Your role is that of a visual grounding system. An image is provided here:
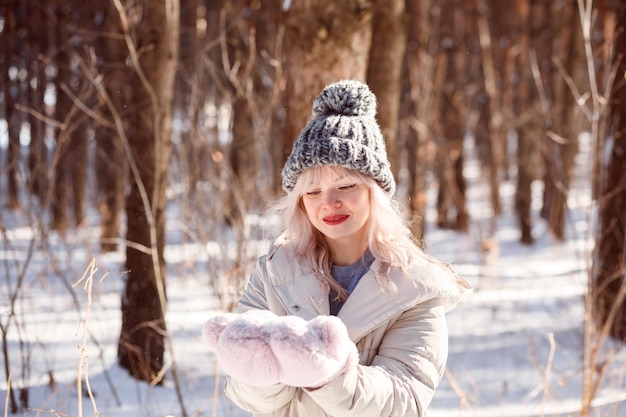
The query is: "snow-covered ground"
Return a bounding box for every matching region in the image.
[1,134,625,417]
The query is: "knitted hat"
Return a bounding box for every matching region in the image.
[281,79,396,195]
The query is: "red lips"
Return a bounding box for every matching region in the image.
[323,214,349,225]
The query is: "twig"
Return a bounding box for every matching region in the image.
[13,103,66,129]
[212,369,221,417]
[4,372,11,417]
[575,1,623,415]
[0,215,37,414]
[58,83,116,129]
[73,259,103,417]
[539,333,556,417]
[29,409,69,417]
[444,367,474,414]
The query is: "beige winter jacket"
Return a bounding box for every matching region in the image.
[224,239,471,417]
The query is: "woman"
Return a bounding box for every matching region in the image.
[204,79,471,416]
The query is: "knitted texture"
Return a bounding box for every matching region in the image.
[281,79,396,195]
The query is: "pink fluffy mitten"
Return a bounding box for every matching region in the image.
[202,310,281,386]
[202,310,358,388]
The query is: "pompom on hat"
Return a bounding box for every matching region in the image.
[281,79,396,195]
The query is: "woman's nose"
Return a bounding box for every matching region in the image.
[322,191,341,208]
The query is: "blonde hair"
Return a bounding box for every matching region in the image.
[270,166,424,300]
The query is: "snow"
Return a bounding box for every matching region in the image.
[2,135,626,417]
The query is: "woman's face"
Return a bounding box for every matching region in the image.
[301,167,371,256]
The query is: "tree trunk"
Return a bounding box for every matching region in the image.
[513,0,536,245]
[27,0,48,202]
[398,0,432,241]
[3,1,19,210]
[532,0,557,231]
[256,3,287,195]
[528,0,570,240]
[226,94,256,224]
[589,0,617,200]
[282,0,374,168]
[366,0,406,178]
[51,0,72,232]
[118,0,180,384]
[474,0,512,218]
[67,0,95,227]
[436,0,468,231]
[175,0,201,194]
[487,0,518,182]
[222,0,273,223]
[404,0,437,241]
[94,1,128,252]
[541,0,580,240]
[591,0,626,343]
[69,115,88,226]
[1,10,18,410]
[246,0,285,197]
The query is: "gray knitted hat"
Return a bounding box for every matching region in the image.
[281,79,396,195]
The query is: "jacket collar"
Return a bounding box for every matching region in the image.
[338,265,418,340]
[266,243,470,342]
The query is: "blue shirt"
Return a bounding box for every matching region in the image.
[329,250,375,315]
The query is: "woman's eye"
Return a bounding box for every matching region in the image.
[339,184,357,191]
[305,190,321,197]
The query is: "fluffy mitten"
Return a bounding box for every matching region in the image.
[269,314,358,387]
[202,310,358,387]
[203,310,281,386]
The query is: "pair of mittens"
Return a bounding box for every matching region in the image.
[202,310,358,388]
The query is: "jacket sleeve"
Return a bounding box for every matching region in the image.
[224,379,297,414]
[305,297,448,417]
[223,254,299,414]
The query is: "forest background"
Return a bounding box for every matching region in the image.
[1,0,626,416]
